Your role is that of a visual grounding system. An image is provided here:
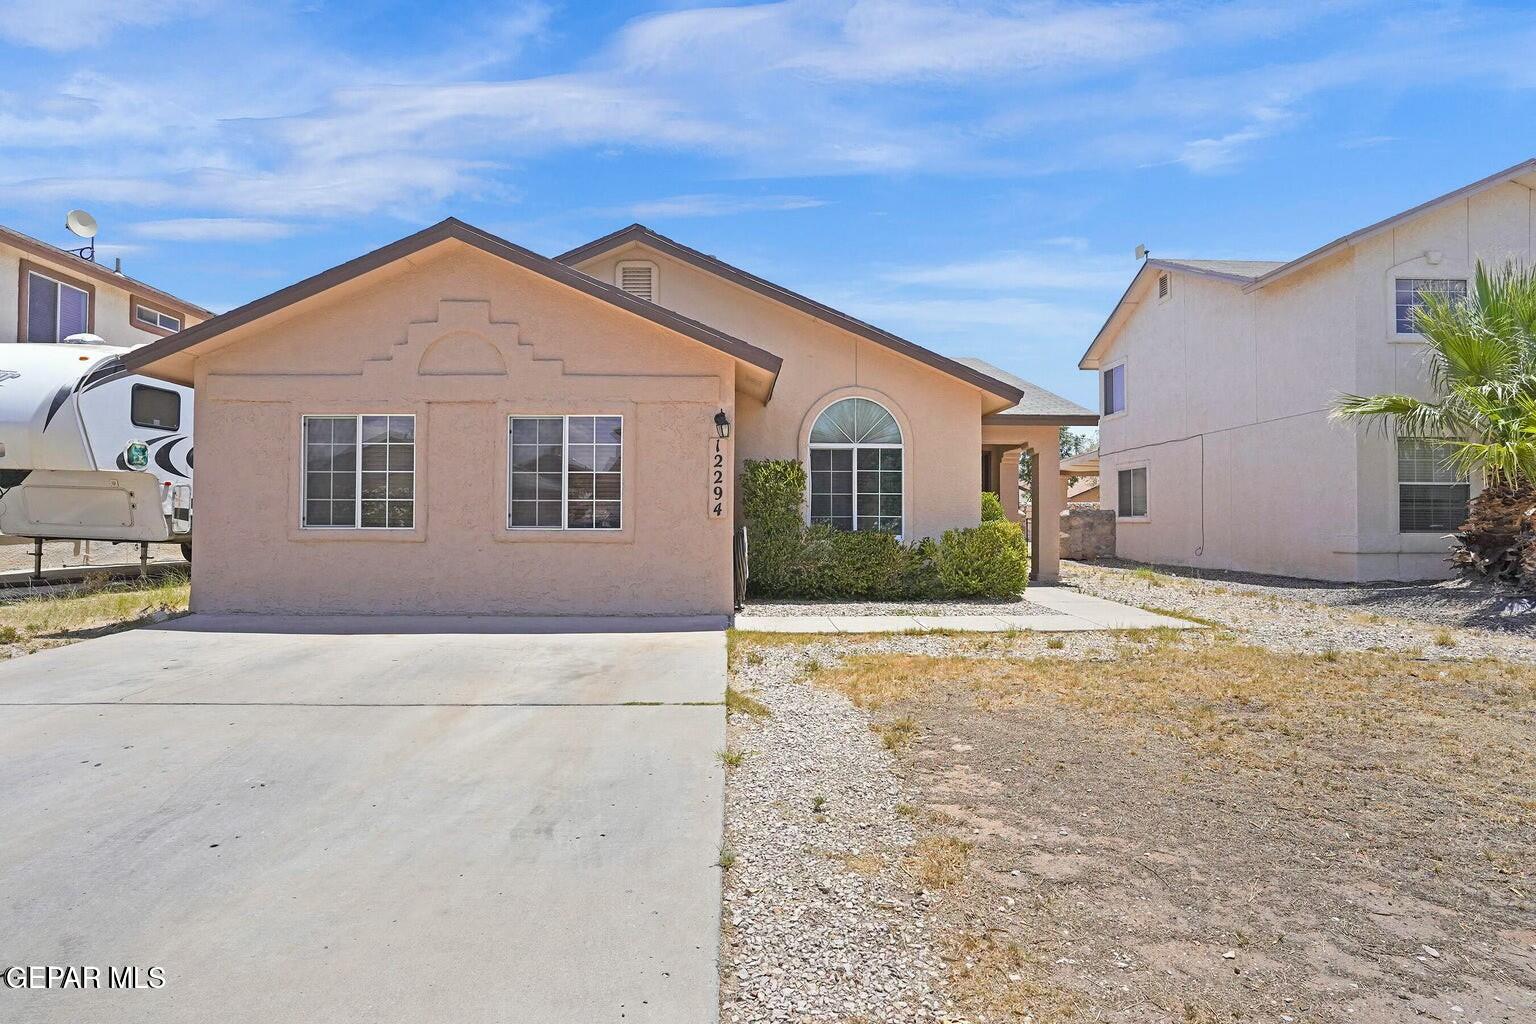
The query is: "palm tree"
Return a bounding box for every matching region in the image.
[1333,260,1536,584]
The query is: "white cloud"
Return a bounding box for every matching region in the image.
[131,217,298,241]
[622,194,827,218]
[0,0,212,51]
[885,250,1131,292]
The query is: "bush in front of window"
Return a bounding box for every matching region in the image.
[936,519,1031,598]
[980,490,1007,522]
[741,459,1028,599]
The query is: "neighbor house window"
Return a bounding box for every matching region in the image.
[1395,278,1466,334]
[130,384,181,431]
[808,397,902,534]
[1102,364,1126,415]
[1117,467,1147,518]
[508,415,622,530]
[133,302,182,333]
[24,268,90,342]
[1397,438,1469,533]
[302,415,415,529]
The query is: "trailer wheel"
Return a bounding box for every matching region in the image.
[180,542,192,563]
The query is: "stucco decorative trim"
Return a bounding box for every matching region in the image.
[797,386,916,535]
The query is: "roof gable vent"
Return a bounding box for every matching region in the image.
[616,260,657,302]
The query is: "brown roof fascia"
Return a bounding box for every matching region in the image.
[121,219,782,378]
[0,223,211,320]
[557,224,1025,405]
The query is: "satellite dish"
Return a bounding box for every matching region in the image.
[66,210,98,239]
[1134,244,1149,261]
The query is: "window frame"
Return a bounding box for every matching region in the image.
[1394,277,1466,336]
[130,383,182,432]
[506,413,624,532]
[131,294,183,336]
[300,413,417,531]
[1116,465,1148,520]
[806,396,905,537]
[1396,437,1470,534]
[18,260,95,343]
[1102,362,1126,417]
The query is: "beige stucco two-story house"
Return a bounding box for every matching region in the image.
[121,219,1091,618]
[1,222,210,347]
[1080,158,1536,582]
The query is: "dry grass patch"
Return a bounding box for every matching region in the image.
[905,835,971,890]
[724,686,771,717]
[943,931,1082,1024]
[0,572,188,659]
[815,641,1536,823]
[873,714,918,751]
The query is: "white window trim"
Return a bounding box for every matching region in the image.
[27,270,90,343]
[300,413,417,531]
[1100,359,1128,420]
[806,397,905,538]
[1115,462,1149,522]
[1393,437,1471,535]
[506,414,624,532]
[614,260,658,302]
[1392,275,1467,339]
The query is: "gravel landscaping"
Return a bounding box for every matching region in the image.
[743,596,1048,617]
[1062,560,1536,663]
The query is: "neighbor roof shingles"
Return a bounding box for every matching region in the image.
[958,358,1097,424]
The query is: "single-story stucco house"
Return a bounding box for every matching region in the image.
[121,219,1093,617]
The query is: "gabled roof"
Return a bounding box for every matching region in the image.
[558,223,1025,406]
[1,222,211,319]
[1080,157,1536,369]
[958,358,1097,425]
[122,218,782,385]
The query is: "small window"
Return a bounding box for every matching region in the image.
[615,261,656,301]
[1395,278,1466,334]
[508,415,623,530]
[1157,272,1171,299]
[131,384,181,431]
[302,415,415,529]
[1117,467,1147,518]
[1102,364,1126,415]
[1397,439,1469,533]
[25,270,90,342]
[134,304,181,333]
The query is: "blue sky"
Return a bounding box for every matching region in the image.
[4,1,1536,410]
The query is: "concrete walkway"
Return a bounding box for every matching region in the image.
[734,585,1199,633]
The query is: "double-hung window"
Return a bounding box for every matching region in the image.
[508,415,623,530]
[1397,439,1469,533]
[1117,467,1147,518]
[1102,364,1126,415]
[1395,278,1466,334]
[302,415,415,529]
[25,268,90,342]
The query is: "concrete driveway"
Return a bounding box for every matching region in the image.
[0,616,726,1024]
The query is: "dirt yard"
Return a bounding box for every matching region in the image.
[725,624,1536,1024]
[0,572,188,661]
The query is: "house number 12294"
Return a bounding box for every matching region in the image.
[710,438,727,518]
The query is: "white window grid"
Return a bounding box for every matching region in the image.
[808,441,904,536]
[300,414,416,530]
[1394,278,1466,334]
[507,414,624,531]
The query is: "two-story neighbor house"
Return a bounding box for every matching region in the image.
[1080,158,1536,582]
[2,222,210,347]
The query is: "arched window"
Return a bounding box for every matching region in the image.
[808,397,903,534]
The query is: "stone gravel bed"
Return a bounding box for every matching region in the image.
[1063,560,1536,663]
[721,641,951,1023]
[742,596,1048,617]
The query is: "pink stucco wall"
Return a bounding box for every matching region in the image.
[573,245,991,542]
[189,243,738,616]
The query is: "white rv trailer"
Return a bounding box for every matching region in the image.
[0,339,193,561]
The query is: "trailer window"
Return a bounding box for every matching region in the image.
[131,385,181,431]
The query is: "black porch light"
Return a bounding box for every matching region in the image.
[714,409,732,439]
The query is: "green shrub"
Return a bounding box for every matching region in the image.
[741,459,1029,599]
[980,490,1006,522]
[937,519,1030,598]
